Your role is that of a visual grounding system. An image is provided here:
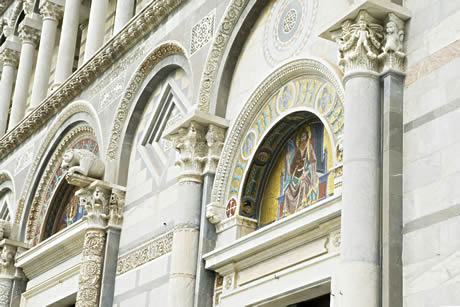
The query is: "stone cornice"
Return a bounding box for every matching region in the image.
[0,0,186,161]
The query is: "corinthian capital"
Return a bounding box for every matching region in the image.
[76,182,111,228]
[171,121,208,182]
[0,47,20,67]
[19,23,41,46]
[321,4,409,74]
[39,0,63,21]
[165,110,229,183]
[336,10,384,73]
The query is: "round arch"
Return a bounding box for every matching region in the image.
[210,58,344,220]
[105,41,190,185]
[18,101,102,241]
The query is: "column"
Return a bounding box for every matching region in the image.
[8,22,40,130]
[75,182,111,307]
[113,0,135,34]
[0,47,20,137]
[336,10,383,307]
[29,0,63,111]
[84,0,108,61]
[54,0,81,87]
[167,121,206,307]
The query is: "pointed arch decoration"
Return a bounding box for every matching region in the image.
[106,41,186,161]
[210,58,344,223]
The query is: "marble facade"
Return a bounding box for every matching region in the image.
[0,0,458,306]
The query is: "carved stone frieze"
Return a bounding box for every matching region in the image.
[379,13,406,71]
[116,231,173,275]
[0,0,185,161]
[0,47,19,67]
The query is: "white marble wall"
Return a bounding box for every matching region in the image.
[402,1,460,306]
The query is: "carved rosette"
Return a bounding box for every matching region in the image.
[75,230,105,307]
[335,10,406,73]
[19,23,41,46]
[39,0,63,22]
[0,48,20,67]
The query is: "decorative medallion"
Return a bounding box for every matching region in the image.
[191,10,215,55]
[263,0,318,66]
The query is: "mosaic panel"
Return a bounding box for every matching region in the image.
[226,76,343,218]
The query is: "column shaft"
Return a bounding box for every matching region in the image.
[340,71,381,307]
[0,64,17,136]
[29,17,58,109]
[76,229,106,307]
[54,0,81,86]
[9,42,36,129]
[84,0,108,61]
[168,181,202,307]
[113,0,135,34]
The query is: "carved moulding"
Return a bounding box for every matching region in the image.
[208,59,344,225]
[106,42,186,161]
[197,0,250,112]
[0,0,185,161]
[116,231,173,275]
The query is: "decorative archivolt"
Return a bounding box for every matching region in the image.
[197,0,250,112]
[25,125,97,244]
[106,41,186,161]
[210,59,344,215]
[18,101,101,235]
